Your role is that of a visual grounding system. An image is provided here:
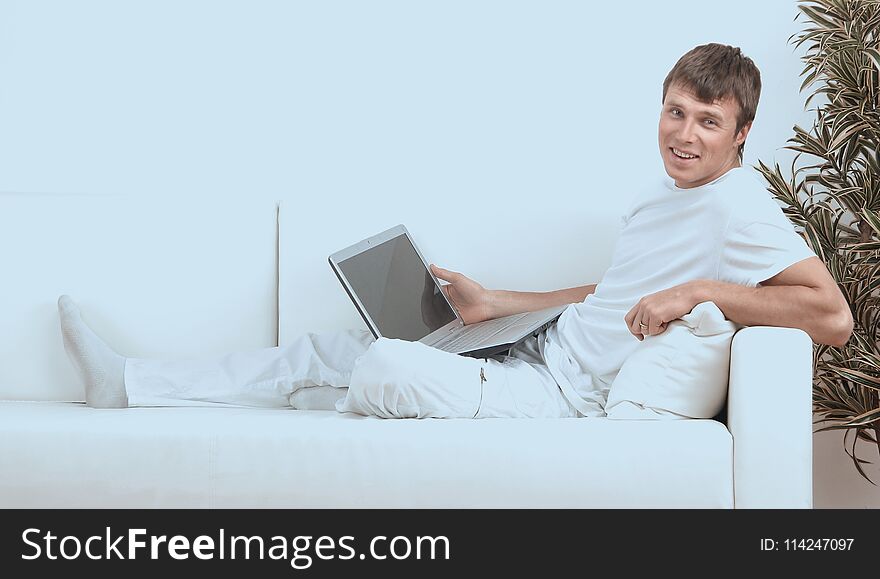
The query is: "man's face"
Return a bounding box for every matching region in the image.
[658,83,751,189]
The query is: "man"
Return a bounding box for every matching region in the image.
[59,43,853,418]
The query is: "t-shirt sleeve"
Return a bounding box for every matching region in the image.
[719,199,817,288]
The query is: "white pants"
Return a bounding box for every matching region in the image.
[125,329,578,418]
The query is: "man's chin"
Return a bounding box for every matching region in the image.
[662,163,688,181]
[662,166,699,189]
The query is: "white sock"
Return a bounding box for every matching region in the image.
[58,295,128,408]
[289,385,348,411]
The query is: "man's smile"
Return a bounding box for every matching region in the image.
[669,147,700,163]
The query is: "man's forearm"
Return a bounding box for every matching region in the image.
[690,279,851,347]
[489,284,597,319]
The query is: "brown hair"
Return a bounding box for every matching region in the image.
[662,43,762,161]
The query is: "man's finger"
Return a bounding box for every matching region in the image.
[431,264,458,282]
[624,307,634,327]
[626,306,641,337]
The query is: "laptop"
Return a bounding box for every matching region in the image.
[328,224,566,358]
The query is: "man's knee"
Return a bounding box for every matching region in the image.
[349,338,413,391]
[341,338,421,417]
[344,338,486,419]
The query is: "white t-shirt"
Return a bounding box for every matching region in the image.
[542,166,817,416]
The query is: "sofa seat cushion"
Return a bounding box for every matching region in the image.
[0,401,733,508]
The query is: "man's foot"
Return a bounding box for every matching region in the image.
[58,295,128,408]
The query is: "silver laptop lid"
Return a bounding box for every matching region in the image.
[328,224,463,341]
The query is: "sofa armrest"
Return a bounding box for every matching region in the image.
[727,326,813,508]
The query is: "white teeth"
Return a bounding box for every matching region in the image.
[673,148,697,159]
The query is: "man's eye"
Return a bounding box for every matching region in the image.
[670,109,681,116]
[704,119,715,125]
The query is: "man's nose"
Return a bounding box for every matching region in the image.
[678,119,699,143]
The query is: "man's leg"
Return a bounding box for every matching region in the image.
[337,334,578,419]
[58,295,373,408]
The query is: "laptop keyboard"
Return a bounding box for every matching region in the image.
[434,314,527,352]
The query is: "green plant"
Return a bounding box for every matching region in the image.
[755,0,880,483]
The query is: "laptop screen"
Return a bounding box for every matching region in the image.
[337,233,458,341]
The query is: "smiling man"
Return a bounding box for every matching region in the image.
[58,43,853,419]
[623,43,853,346]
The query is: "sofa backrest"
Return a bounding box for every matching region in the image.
[0,195,279,402]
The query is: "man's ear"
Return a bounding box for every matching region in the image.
[735,121,752,147]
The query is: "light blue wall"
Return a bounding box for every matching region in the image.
[1,2,810,221]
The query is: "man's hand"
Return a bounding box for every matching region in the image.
[624,281,699,341]
[430,264,494,325]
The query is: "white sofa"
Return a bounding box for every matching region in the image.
[0,196,813,508]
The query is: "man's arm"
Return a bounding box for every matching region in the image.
[690,257,853,347]
[430,264,596,324]
[488,284,597,319]
[628,257,852,346]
